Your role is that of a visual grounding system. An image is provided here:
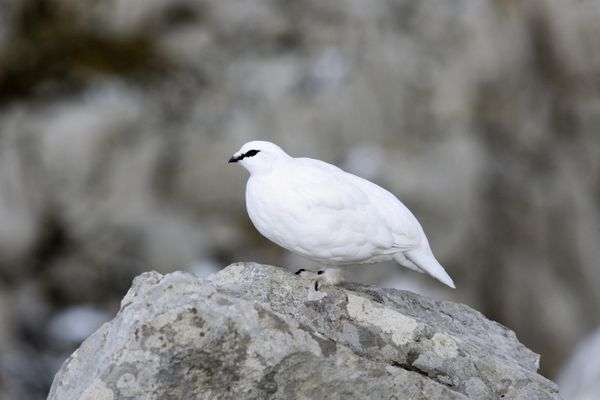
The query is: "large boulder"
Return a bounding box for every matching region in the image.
[49,263,560,399]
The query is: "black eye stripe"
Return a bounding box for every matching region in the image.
[233,149,261,162]
[243,149,260,158]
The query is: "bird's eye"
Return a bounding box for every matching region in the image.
[244,149,260,158]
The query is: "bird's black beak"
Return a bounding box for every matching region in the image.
[228,156,239,163]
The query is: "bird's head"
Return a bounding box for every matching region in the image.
[229,140,290,175]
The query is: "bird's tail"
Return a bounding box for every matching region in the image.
[400,248,456,289]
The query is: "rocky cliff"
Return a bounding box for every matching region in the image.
[49,263,560,399]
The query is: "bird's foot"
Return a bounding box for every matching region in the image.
[314,268,344,291]
[294,268,344,297]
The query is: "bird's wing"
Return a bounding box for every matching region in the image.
[356,174,423,251]
[289,158,421,252]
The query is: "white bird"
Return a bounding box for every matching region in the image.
[229,140,455,288]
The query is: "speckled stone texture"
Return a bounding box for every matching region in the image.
[48,263,561,400]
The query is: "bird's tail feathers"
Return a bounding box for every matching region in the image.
[401,248,456,289]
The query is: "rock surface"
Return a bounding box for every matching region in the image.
[49,263,560,400]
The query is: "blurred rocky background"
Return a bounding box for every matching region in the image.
[0,0,599,399]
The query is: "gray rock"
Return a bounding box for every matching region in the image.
[49,263,560,400]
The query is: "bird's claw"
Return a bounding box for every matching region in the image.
[294,268,344,293]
